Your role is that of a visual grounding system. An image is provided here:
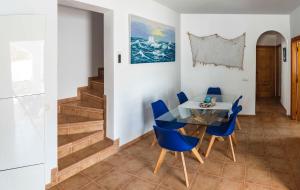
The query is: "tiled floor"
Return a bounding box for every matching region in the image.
[50,98,300,190]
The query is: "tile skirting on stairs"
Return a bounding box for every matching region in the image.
[47,68,118,188]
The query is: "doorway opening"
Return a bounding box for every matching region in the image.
[291,36,300,120]
[256,31,286,113]
[51,0,116,186]
[256,31,287,114]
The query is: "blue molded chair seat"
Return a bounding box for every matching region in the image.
[154,126,199,152]
[153,125,204,187]
[151,100,188,147]
[204,105,242,162]
[155,120,185,130]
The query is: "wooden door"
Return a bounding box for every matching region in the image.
[256,46,276,98]
[291,38,300,120]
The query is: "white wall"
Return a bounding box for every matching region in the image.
[0,0,57,184]
[58,5,103,99]
[291,6,300,38]
[181,14,290,115]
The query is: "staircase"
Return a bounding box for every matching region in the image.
[48,68,118,187]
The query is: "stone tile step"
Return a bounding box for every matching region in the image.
[58,114,104,135]
[88,77,104,92]
[81,90,104,109]
[60,101,104,120]
[53,139,118,185]
[58,131,104,159]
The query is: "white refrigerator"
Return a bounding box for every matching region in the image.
[0,15,46,190]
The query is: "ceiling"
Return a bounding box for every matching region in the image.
[154,0,300,14]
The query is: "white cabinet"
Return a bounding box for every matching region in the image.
[0,15,45,99]
[0,15,46,188]
[0,95,45,171]
[0,164,45,190]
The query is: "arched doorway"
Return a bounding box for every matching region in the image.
[256,31,286,109]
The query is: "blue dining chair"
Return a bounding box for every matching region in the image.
[204,105,242,162]
[232,96,243,130]
[207,87,222,102]
[177,91,188,104]
[153,125,204,188]
[151,100,187,146]
[207,87,222,95]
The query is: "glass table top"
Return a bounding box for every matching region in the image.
[156,94,237,126]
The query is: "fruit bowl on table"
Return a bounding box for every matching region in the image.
[199,102,216,108]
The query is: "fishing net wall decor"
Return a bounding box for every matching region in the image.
[188,32,246,70]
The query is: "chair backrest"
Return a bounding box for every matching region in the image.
[153,125,194,152]
[207,87,222,95]
[225,105,242,136]
[177,91,188,104]
[151,100,169,126]
[232,96,243,112]
[151,100,169,119]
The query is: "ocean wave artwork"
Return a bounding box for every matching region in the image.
[130,15,176,64]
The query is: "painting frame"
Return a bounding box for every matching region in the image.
[129,15,176,64]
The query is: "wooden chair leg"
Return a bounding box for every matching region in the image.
[151,136,156,147]
[231,132,237,145]
[196,126,207,151]
[229,136,236,162]
[191,148,204,164]
[154,149,167,174]
[236,117,242,130]
[179,128,187,135]
[180,152,189,188]
[205,136,216,158]
[175,152,178,158]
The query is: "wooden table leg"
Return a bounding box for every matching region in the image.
[196,126,207,151]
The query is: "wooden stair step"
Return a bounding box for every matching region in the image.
[81,90,104,109]
[89,78,104,93]
[58,113,99,124]
[58,114,104,135]
[98,68,104,80]
[58,131,104,159]
[55,139,118,183]
[60,101,104,119]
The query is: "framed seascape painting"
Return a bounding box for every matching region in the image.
[129,15,176,64]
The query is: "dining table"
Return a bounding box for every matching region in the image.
[156,94,237,149]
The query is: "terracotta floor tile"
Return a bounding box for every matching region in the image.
[265,146,286,159]
[270,171,297,190]
[216,178,244,190]
[171,153,203,173]
[224,152,246,164]
[57,173,91,190]
[191,173,222,190]
[81,161,114,180]
[198,159,224,176]
[245,155,269,169]
[222,163,245,182]
[80,182,107,190]
[267,157,291,173]
[117,157,151,174]
[135,163,170,184]
[244,182,270,190]
[245,167,272,186]
[94,169,134,190]
[122,177,157,190]
[160,167,197,190]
